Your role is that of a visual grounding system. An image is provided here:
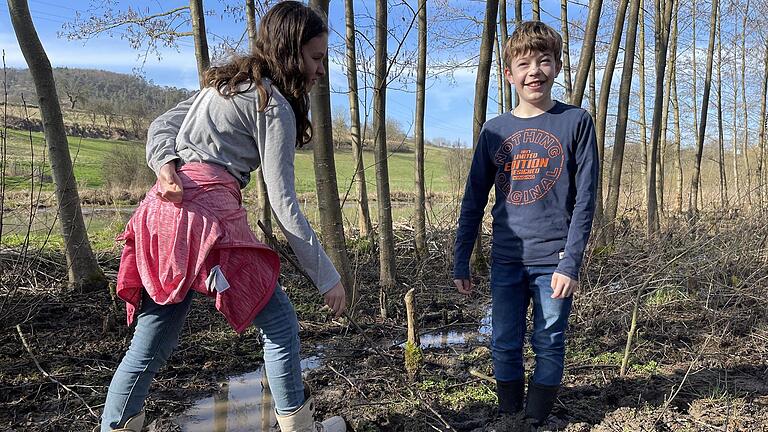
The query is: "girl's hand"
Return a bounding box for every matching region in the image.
[323,281,346,317]
[157,162,183,203]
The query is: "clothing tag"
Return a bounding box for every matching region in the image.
[558,251,565,260]
[206,265,230,294]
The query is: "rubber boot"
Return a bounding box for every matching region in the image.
[111,411,145,431]
[525,380,559,426]
[496,379,525,415]
[275,387,346,432]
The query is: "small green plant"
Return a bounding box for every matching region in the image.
[645,286,687,306]
[592,351,624,366]
[629,360,658,375]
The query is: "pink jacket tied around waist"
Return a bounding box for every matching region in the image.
[116,162,280,333]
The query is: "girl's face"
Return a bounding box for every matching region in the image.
[301,33,328,91]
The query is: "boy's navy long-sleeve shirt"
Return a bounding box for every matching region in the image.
[453,101,599,280]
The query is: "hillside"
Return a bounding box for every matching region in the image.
[3,67,194,118]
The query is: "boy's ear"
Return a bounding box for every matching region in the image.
[504,67,515,85]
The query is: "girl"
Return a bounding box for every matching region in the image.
[101,2,346,431]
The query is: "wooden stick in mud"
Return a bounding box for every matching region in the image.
[257,221,394,367]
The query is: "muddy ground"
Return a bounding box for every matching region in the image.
[2,220,768,432]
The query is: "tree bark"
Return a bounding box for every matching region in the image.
[646,0,675,236]
[689,0,718,214]
[189,0,210,89]
[309,0,355,306]
[571,0,603,106]
[345,0,373,238]
[561,0,573,102]
[374,0,397,317]
[414,0,427,258]
[532,0,541,20]
[8,0,106,291]
[470,0,499,273]
[594,0,630,229]
[604,0,641,243]
[246,0,272,239]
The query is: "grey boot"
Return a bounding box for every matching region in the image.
[496,379,525,415]
[275,386,346,432]
[525,381,559,426]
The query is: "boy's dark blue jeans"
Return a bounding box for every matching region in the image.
[490,262,573,387]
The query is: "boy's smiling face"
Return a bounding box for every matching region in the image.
[505,50,561,113]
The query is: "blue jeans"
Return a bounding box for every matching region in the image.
[101,286,304,430]
[490,262,572,387]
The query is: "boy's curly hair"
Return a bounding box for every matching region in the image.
[503,21,562,69]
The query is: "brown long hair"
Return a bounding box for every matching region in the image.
[203,1,327,147]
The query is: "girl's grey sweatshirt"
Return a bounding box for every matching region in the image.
[145,80,340,295]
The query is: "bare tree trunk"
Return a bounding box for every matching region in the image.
[691,0,701,210]
[495,34,505,115]
[646,0,675,236]
[759,40,768,209]
[414,0,427,258]
[374,0,397,317]
[604,0,641,243]
[571,0,603,106]
[716,10,727,207]
[639,2,649,208]
[189,0,210,89]
[732,40,740,205]
[690,0,718,214]
[500,0,512,111]
[532,0,541,20]
[673,58,683,214]
[309,0,355,306]
[344,0,373,238]
[594,0,630,230]
[470,0,499,274]
[658,0,678,215]
[741,0,751,207]
[247,0,272,240]
[588,55,596,118]
[8,0,106,291]
[561,0,573,102]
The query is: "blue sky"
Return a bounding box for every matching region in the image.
[1,0,577,146]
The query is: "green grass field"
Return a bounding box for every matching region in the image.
[3,129,464,195]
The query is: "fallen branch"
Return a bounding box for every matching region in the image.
[16,324,98,418]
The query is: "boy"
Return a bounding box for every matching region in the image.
[453,21,598,426]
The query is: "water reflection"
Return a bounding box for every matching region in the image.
[175,356,321,432]
[394,307,493,349]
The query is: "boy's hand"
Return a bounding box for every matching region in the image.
[551,272,578,298]
[157,162,183,203]
[323,281,347,317]
[454,278,473,296]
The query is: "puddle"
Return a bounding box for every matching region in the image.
[393,307,493,349]
[174,355,322,432]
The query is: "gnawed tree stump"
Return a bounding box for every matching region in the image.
[404,288,423,381]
